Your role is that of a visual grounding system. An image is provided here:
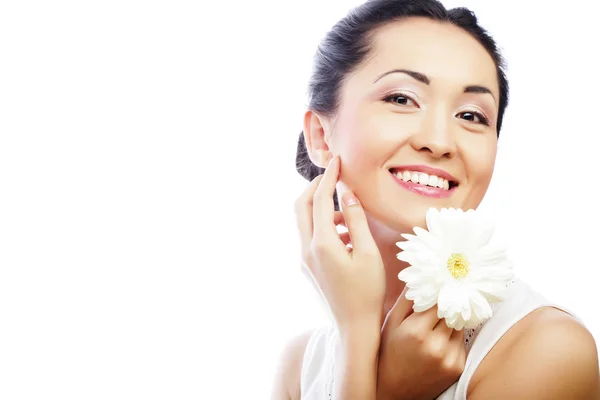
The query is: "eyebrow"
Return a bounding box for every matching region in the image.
[374,69,429,84]
[373,69,496,101]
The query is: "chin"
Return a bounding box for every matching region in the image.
[363,194,460,240]
[363,206,424,244]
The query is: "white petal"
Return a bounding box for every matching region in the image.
[436,211,466,249]
[395,241,412,251]
[437,286,454,314]
[469,290,493,321]
[425,208,443,235]
[460,304,472,321]
[398,267,434,285]
[410,227,444,251]
[437,286,469,326]
[413,296,438,312]
[449,315,466,330]
[445,312,459,327]
[397,266,417,280]
[413,226,429,236]
[397,239,435,256]
[472,222,495,248]
[396,251,415,263]
[400,233,417,241]
[406,283,440,301]
[471,243,510,266]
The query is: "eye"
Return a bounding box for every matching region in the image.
[383,93,418,107]
[457,111,490,126]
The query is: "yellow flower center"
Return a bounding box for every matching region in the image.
[447,253,469,279]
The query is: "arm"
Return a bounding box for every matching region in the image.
[334,322,381,400]
[271,331,313,400]
[470,311,600,399]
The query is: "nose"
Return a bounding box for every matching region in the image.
[409,108,456,159]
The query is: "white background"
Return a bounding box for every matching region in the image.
[1,0,599,399]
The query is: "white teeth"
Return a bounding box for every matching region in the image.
[410,172,419,183]
[393,169,453,190]
[428,175,438,187]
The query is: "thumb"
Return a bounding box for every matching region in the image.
[340,190,377,253]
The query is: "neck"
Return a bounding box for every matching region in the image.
[357,211,414,321]
[377,238,409,316]
[364,212,413,316]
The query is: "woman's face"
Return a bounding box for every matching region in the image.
[320,18,500,239]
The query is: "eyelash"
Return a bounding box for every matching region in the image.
[383,93,418,107]
[382,93,491,126]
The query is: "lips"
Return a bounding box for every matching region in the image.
[389,165,458,198]
[389,165,458,189]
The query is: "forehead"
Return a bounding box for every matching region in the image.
[352,17,499,97]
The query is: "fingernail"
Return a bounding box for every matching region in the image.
[327,155,337,167]
[342,191,360,207]
[337,181,349,195]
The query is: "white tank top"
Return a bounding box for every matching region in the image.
[299,279,578,399]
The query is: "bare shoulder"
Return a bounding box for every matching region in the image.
[469,307,600,399]
[271,330,314,400]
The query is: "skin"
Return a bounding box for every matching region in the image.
[307,17,499,315]
[272,17,600,400]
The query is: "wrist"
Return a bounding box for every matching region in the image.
[333,319,381,400]
[338,319,381,349]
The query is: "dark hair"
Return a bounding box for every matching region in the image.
[295,0,509,210]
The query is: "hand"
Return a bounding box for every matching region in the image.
[295,156,386,331]
[377,287,466,400]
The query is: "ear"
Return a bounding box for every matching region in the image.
[303,110,333,168]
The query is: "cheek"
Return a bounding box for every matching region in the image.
[335,134,377,193]
[332,109,414,171]
[332,117,389,190]
[465,138,497,188]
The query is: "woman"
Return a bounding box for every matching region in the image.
[272,0,600,399]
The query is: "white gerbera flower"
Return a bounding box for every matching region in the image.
[396,208,514,330]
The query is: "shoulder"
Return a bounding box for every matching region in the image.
[470,307,600,399]
[271,330,314,400]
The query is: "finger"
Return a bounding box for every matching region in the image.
[339,231,351,246]
[382,285,413,333]
[449,328,465,347]
[333,211,346,227]
[433,317,455,340]
[404,304,444,331]
[444,329,467,368]
[426,319,455,355]
[312,156,342,244]
[295,175,323,251]
[339,189,377,254]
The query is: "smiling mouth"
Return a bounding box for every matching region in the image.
[389,168,459,190]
